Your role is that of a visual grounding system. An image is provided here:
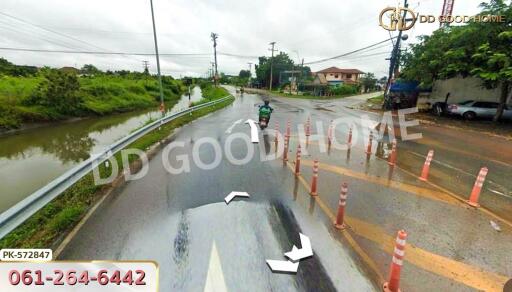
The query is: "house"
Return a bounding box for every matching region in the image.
[314,67,364,86]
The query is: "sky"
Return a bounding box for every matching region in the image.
[0,0,485,78]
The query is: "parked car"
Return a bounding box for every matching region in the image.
[447,100,512,120]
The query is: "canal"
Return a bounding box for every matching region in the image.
[0,86,204,213]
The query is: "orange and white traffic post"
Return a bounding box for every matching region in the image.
[295,145,302,176]
[383,230,407,292]
[283,137,289,162]
[310,159,319,196]
[274,121,280,149]
[388,139,397,166]
[419,150,434,181]
[286,120,291,138]
[327,120,333,147]
[306,117,311,137]
[366,132,374,155]
[347,127,353,148]
[334,183,349,230]
[466,167,489,208]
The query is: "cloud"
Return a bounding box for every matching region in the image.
[0,0,484,77]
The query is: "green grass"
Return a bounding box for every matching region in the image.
[0,91,234,249]
[0,75,186,129]
[191,84,230,106]
[367,94,384,105]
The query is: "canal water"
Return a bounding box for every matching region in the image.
[0,86,204,213]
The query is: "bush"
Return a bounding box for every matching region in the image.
[26,69,82,115]
[328,84,358,96]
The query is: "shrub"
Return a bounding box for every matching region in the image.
[26,69,82,115]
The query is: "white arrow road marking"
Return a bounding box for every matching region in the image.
[245,119,259,143]
[266,260,299,273]
[284,233,313,262]
[225,119,243,134]
[204,241,228,292]
[224,191,250,204]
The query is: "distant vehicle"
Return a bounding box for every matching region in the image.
[446,101,512,120]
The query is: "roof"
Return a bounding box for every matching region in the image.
[316,67,364,74]
[313,73,328,85]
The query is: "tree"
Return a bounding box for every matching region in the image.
[81,64,102,76]
[401,0,512,121]
[360,72,378,92]
[255,52,294,89]
[239,70,251,78]
[27,69,82,114]
[0,58,37,76]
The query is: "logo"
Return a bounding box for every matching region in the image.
[379,6,506,31]
[379,7,417,31]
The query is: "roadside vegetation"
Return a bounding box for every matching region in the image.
[400,0,512,122]
[191,81,230,106]
[0,58,186,130]
[0,83,233,249]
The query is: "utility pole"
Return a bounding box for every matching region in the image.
[383,0,409,110]
[247,62,252,76]
[210,62,215,82]
[149,0,165,116]
[268,42,277,91]
[211,33,219,86]
[142,60,149,74]
[247,62,253,87]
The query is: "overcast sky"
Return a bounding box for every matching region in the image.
[0,0,485,78]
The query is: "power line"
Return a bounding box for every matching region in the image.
[0,19,88,51]
[0,47,211,56]
[303,38,397,65]
[0,11,111,52]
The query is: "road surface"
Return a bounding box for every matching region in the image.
[60,87,512,292]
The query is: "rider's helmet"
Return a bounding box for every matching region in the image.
[264,100,270,106]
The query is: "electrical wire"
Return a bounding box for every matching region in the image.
[303,38,397,65]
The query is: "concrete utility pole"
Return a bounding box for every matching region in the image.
[211,62,215,81]
[269,42,277,91]
[247,62,252,76]
[247,62,253,86]
[383,0,409,110]
[149,0,165,116]
[211,33,219,86]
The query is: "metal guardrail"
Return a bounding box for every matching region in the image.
[0,95,234,239]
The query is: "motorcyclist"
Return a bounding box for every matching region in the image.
[258,100,274,123]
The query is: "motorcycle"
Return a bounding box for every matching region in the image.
[259,116,269,130]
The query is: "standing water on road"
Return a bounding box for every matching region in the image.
[0,86,203,213]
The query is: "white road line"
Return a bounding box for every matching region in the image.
[204,241,228,292]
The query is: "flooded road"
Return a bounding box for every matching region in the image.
[0,86,203,213]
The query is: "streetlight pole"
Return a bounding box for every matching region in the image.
[150,0,165,116]
[269,42,277,91]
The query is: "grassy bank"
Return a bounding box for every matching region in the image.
[0,86,233,249]
[0,74,186,130]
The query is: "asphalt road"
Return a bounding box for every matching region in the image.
[60,87,512,292]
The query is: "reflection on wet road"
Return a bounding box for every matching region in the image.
[60,87,512,291]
